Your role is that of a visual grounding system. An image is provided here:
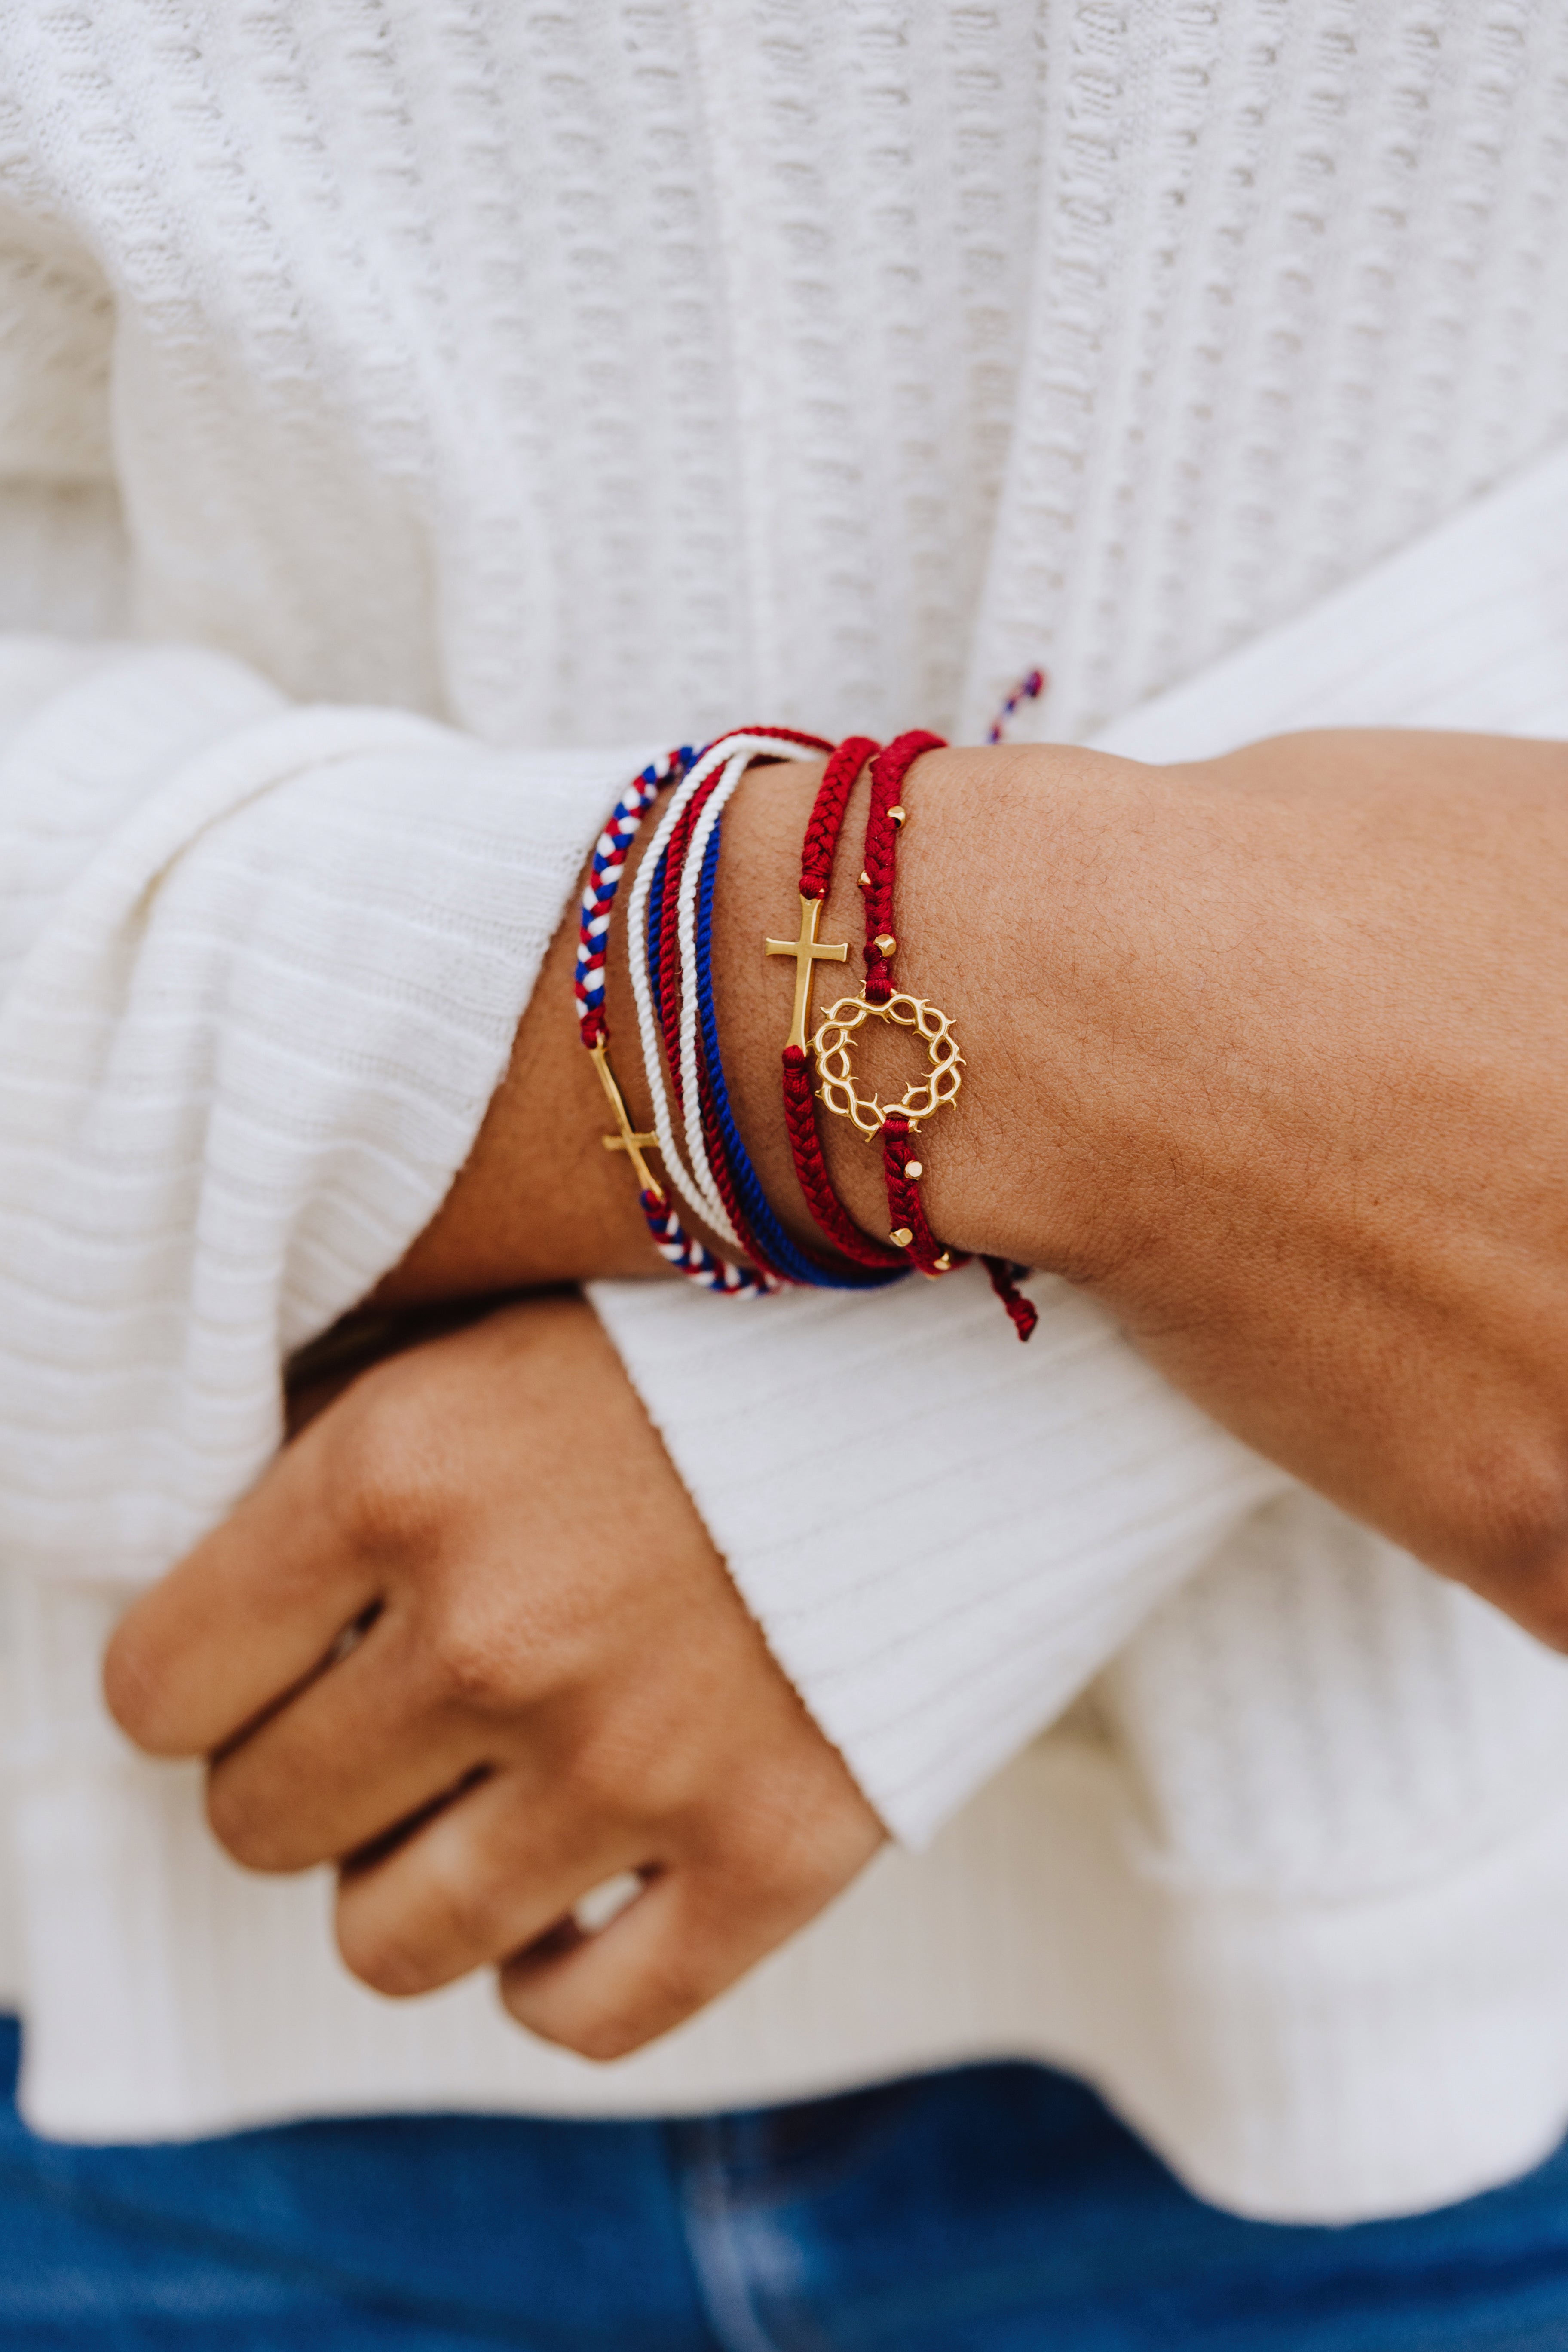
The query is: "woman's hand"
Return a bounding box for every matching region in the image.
[103,1295,884,2058]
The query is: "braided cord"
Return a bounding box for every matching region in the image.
[863,730,945,1004]
[861,733,1038,1339]
[628,728,829,1253]
[579,725,1035,1329]
[574,748,695,1048]
[676,753,755,1234]
[582,737,770,1298]
[693,819,904,1289]
[627,736,756,1242]
[777,736,910,1273]
[800,733,879,898]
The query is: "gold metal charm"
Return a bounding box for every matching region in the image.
[811,992,965,1139]
[765,894,851,1052]
[591,1041,664,1199]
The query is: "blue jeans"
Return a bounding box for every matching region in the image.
[3,2021,1568,2349]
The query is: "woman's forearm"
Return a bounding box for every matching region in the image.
[384,722,1568,1648]
[375,739,1128,1304]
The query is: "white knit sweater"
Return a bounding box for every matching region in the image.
[4,0,1568,2224]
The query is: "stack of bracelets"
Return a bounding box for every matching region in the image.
[573,720,1039,1341]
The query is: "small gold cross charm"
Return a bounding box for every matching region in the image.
[590,1042,663,1199]
[766,894,849,1052]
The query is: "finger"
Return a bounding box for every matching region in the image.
[104,1382,402,1758]
[498,1753,886,2061]
[202,1601,492,1873]
[498,1862,790,2063]
[334,1765,643,2000]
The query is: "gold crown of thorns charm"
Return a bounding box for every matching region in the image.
[811,992,965,1138]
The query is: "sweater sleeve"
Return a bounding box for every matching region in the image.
[0,205,649,1592]
[591,1277,1285,1846]
[0,642,630,1587]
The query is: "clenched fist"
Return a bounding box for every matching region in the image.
[104,1295,884,2059]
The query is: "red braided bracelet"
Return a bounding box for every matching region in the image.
[861,729,946,1006]
[774,737,910,1272]
[812,730,1040,1340]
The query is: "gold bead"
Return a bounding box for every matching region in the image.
[874,933,897,955]
[890,1226,914,1247]
[933,1251,952,1271]
[905,1159,922,1178]
[888,805,907,826]
[858,870,872,890]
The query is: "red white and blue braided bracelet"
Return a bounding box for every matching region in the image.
[574,738,774,1296]
[628,731,828,1266]
[650,742,906,1289]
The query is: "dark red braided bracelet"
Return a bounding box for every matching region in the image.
[775,737,911,1273]
[809,730,1039,1340]
[860,729,945,1007]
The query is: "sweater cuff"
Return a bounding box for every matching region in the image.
[0,643,628,1584]
[590,1271,1287,1847]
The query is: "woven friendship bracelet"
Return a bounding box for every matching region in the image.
[649,752,769,1256]
[636,729,902,1289]
[808,730,1040,1340]
[690,780,905,1290]
[631,730,830,1253]
[861,728,945,1007]
[576,741,772,1298]
[775,738,911,1273]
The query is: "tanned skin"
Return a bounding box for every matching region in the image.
[108,730,1568,2056]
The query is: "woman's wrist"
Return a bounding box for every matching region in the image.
[376,735,1155,1308]
[372,858,666,1305]
[711,741,1152,1283]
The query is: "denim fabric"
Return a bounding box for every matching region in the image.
[3,2020,1568,2349]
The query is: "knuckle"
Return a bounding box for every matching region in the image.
[510,1983,655,2064]
[336,1906,443,2000]
[561,1730,652,1822]
[339,1840,519,2000]
[414,1850,509,1966]
[325,1371,448,1555]
[516,1955,711,2065]
[204,1772,299,1874]
[559,2006,652,2065]
[421,1604,524,1714]
[102,1624,183,1754]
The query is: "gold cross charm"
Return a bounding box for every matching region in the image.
[590,1042,663,1199]
[766,894,849,1051]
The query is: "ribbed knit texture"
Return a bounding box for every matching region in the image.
[594,1274,1281,1841]
[3,1,1568,2221]
[0,652,632,1583]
